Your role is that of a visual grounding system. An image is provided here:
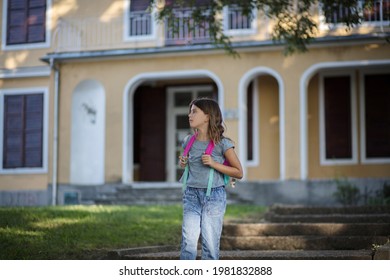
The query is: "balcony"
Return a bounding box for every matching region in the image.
[52,2,388,53]
[323,0,389,25]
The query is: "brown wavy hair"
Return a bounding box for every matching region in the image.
[189,97,226,144]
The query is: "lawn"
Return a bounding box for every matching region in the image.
[0,204,266,260]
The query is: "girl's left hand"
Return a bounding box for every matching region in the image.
[201,154,214,167]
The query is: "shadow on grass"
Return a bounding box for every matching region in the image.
[0,205,183,259]
[0,204,266,259]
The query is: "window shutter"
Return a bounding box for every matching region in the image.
[324,76,352,159]
[365,74,390,158]
[7,0,46,45]
[3,94,43,169]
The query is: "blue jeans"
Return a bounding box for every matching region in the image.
[180,186,226,260]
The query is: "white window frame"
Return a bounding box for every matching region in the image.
[359,68,390,164]
[319,71,358,166]
[223,5,257,36]
[246,79,259,167]
[1,0,52,51]
[123,0,157,42]
[0,87,49,174]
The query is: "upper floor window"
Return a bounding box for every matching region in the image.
[223,4,257,36]
[126,0,155,40]
[3,0,50,49]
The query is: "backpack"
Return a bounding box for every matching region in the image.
[181,134,235,197]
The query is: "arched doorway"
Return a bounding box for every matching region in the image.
[238,67,285,180]
[123,70,224,184]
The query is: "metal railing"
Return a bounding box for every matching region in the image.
[53,2,389,53]
[226,5,253,30]
[54,17,123,52]
[164,8,211,46]
[324,0,389,24]
[129,11,152,36]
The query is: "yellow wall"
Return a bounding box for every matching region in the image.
[247,75,279,180]
[1,0,389,191]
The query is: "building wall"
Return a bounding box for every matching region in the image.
[1,0,389,205]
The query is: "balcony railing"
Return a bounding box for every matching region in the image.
[164,8,211,46]
[324,0,389,24]
[53,2,388,53]
[54,17,124,52]
[129,11,152,36]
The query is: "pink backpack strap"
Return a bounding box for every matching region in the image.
[183,134,197,157]
[204,140,215,155]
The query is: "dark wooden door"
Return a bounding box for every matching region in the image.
[137,87,166,181]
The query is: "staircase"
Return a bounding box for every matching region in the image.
[109,204,390,260]
[220,204,390,260]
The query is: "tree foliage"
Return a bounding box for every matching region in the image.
[150,0,380,56]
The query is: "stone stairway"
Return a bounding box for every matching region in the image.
[108,204,390,260]
[220,205,390,260]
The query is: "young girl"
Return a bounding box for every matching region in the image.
[178,97,243,260]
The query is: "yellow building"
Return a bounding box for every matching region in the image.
[1,0,389,206]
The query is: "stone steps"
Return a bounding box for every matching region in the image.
[219,205,389,258]
[222,223,390,236]
[221,235,388,251]
[115,249,373,260]
[107,204,390,260]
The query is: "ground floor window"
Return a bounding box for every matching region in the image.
[2,92,44,169]
[319,69,390,166]
[324,75,353,159]
[361,72,390,162]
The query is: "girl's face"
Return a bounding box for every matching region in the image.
[188,104,209,129]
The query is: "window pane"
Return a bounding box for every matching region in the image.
[324,76,352,159]
[365,74,390,158]
[174,91,192,107]
[176,115,189,130]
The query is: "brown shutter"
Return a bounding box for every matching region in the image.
[364,74,390,158]
[3,94,43,168]
[7,0,46,45]
[324,76,352,159]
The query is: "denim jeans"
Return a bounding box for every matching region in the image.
[180,186,226,260]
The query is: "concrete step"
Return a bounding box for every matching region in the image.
[267,205,390,215]
[223,223,390,237]
[112,249,373,260]
[220,235,388,251]
[265,213,390,223]
[264,205,390,223]
[94,187,182,205]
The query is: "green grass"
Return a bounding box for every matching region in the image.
[0,204,266,260]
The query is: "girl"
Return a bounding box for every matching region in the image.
[179,97,243,260]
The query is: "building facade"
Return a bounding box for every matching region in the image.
[1,0,389,206]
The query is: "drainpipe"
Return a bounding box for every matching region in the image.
[50,58,59,206]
